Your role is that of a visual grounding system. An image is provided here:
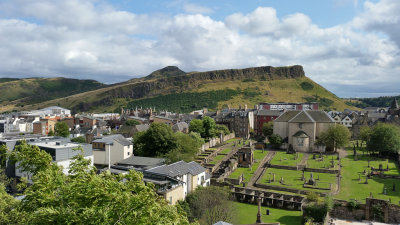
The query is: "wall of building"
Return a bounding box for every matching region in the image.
[164,185,185,205]
[273,122,288,140]
[288,122,316,151]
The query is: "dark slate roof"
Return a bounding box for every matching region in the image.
[289,111,315,123]
[172,122,188,132]
[117,156,165,167]
[92,134,132,146]
[274,111,300,122]
[147,161,206,177]
[257,109,282,116]
[117,125,135,134]
[306,111,335,123]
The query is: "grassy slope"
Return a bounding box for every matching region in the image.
[5,73,357,113]
[195,76,355,111]
[234,202,302,225]
[0,77,105,112]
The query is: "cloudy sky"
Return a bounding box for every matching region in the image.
[0,0,399,98]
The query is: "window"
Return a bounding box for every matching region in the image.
[169,196,172,204]
[297,138,304,147]
[298,123,303,129]
[127,152,130,155]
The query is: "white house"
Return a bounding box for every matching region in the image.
[92,134,133,166]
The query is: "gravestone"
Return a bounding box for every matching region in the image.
[393,183,396,192]
[313,154,316,159]
[387,164,389,171]
[368,160,370,168]
[280,176,284,184]
[266,209,269,215]
[301,171,305,181]
[379,164,383,171]
[384,187,387,195]
[308,173,316,185]
[365,177,368,184]
[273,173,275,182]
[358,173,361,181]
[353,146,356,155]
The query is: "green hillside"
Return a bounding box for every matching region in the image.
[1,65,357,113]
[0,77,105,112]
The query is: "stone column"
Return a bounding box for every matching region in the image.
[256,196,262,224]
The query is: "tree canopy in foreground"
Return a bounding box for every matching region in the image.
[0,142,191,225]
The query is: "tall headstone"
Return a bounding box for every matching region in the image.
[256,196,262,223]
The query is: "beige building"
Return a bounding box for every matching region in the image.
[92,134,133,166]
[147,161,210,204]
[273,110,334,152]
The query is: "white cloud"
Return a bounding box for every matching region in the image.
[183,3,213,14]
[0,0,399,97]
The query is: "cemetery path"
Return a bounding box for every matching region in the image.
[247,151,276,187]
[298,153,309,166]
[338,148,348,158]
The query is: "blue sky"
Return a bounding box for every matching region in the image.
[0,0,398,98]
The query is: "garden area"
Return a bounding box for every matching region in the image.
[269,152,304,167]
[234,202,302,225]
[261,168,337,193]
[335,146,400,204]
[228,149,269,184]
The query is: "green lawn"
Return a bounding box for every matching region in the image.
[225,138,239,144]
[261,168,337,193]
[234,201,302,225]
[335,149,400,204]
[219,147,233,154]
[270,152,304,167]
[307,155,338,170]
[209,154,225,165]
[229,150,269,184]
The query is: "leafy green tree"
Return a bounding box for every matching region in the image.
[133,123,177,157]
[268,134,282,148]
[0,144,7,169]
[316,124,350,152]
[189,119,204,136]
[47,129,54,136]
[368,123,400,156]
[262,121,274,137]
[124,120,140,126]
[215,124,230,135]
[11,140,53,176]
[54,121,70,137]
[165,132,203,163]
[202,116,216,140]
[2,147,191,225]
[70,136,86,143]
[179,186,236,225]
[359,126,372,147]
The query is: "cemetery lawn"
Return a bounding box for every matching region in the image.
[307,155,338,170]
[219,147,233,154]
[225,138,239,144]
[234,202,302,225]
[229,150,269,184]
[335,150,400,204]
[270,152,303,167]
[209,154,225,165]
[261,168,337,193]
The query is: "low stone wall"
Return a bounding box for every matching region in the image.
[254,183,327,196]
[330,200,366,221]
[374,173,400,179]
[329,198,400,224]
[225,177,242,185]
[268,164,298,171]
[304,167,338,174]
[200,133,235,152]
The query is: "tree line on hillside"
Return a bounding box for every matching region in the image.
[345,96,400,108]
[126,89,240,113]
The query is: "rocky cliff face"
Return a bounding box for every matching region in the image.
[105,65,304,99]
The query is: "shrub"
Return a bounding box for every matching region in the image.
[300,81,314,90]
